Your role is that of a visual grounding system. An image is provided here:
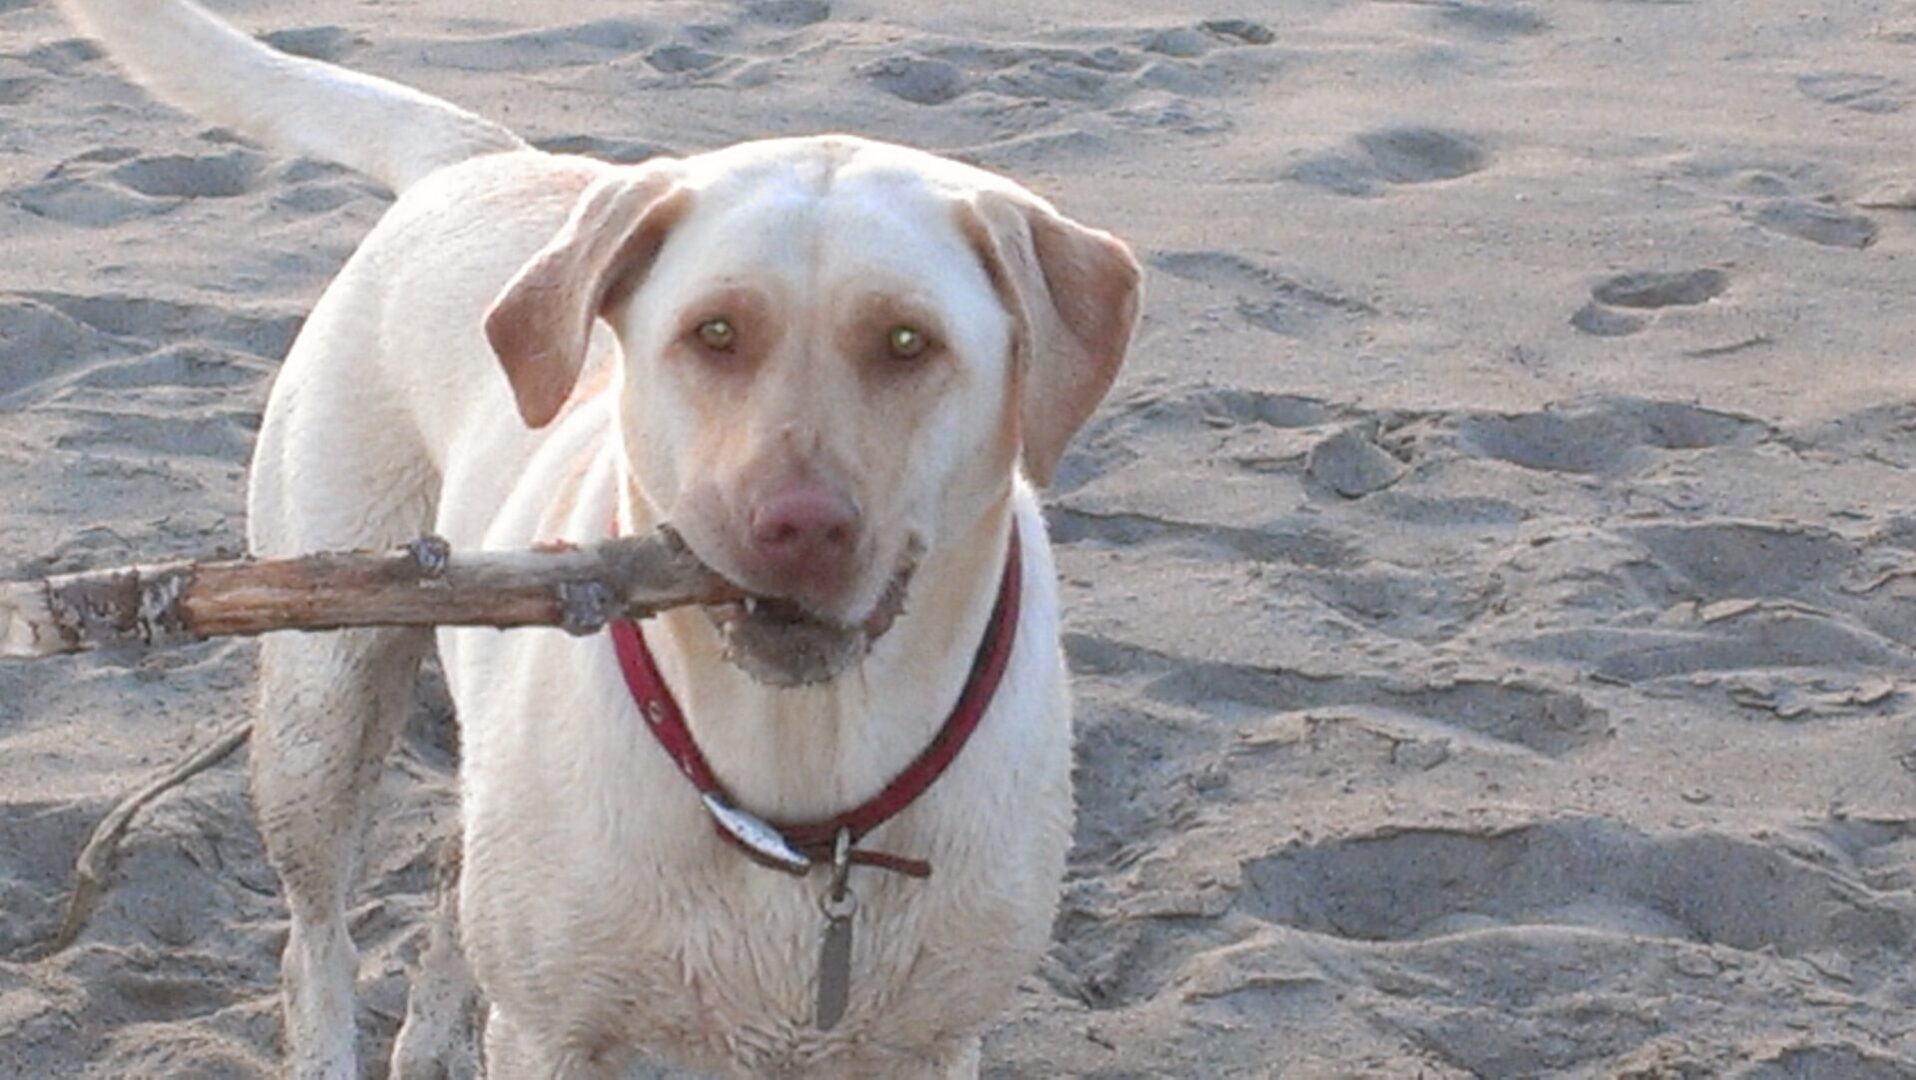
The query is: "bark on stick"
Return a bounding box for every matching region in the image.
[0,530,736,658]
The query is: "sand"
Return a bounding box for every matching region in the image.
[2,0,1915,1075]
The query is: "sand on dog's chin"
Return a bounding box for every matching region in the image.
[706,600,869,687]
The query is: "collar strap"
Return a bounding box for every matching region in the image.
[609,521,1022,880]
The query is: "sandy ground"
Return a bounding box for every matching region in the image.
[3,0,1916,1075]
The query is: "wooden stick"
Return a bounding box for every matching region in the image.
[2,529,738,658]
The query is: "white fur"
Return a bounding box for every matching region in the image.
[50,0,524,193]
[49,3,1132,1077]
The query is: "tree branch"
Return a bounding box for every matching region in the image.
[2,529,737,658]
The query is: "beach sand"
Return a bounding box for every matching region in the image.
[2,0,1914,1075]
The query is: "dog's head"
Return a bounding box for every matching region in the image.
[484,137,1140,686]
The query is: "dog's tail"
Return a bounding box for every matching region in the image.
[52,0,526,195]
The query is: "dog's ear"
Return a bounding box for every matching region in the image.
[485,168,691,428]
[960,188,1142,486]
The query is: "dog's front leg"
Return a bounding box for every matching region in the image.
[253,627,428,1078]
[482,1007,630,1080]
[390,834,482,1078]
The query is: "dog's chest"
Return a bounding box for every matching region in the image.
[449,627,1072,1074]
[467,790,1059,1075]
[583,853,1033,1072]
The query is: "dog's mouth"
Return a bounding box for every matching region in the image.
[702,551,918,687]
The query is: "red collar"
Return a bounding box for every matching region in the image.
[608,521,1021,880]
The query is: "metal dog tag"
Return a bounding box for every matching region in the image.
[701,793,810,873]
[816,889,855,1030]
[815,828,856,1030]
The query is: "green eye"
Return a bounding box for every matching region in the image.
[697,317,736,352]
[887,325,929,360]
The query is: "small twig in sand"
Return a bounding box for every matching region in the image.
[1845,564,1916,595]
[1682,334,1774,360]
[20,718,250,962]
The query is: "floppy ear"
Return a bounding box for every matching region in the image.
[961,188,1142,486]
[484,168,691,428]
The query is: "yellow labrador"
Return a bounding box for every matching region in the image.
[51,1,1140,1076]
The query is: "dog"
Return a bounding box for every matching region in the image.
[50,1,1141,1075]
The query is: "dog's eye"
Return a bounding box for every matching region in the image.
[886,325,930,360]
[696,317,736,352]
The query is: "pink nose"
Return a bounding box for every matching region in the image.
[749,485,859,577]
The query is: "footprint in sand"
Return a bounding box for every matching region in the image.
[257,25,364,62]
[16,178,165,228]
[270,182,362,215]
[1624,520,1856,607]
[986,57,1121,106]
[1570,303,1646,337]
[1292,126,1489,196]
[868,32,1254,139]
[1306,426,1407,499]
[110,149,262,199]
[1457,398,1766,476]
[741,0,831,28]
[862,56,966,106]
[1592,268,1729,308]
[1197,19,1275,46]
[23,39,103,75]
[1131,60,1224,99]
[1153,250,1375,335]
[266,159,383,216]
[1750,198,1879,249]
[1141,19,1276,58]
[1796,72,1905,115]
[1239,818,1895,952]
[1573,268,1728,336]
[0,75,43,106]
[647,43,725,75]
[18,148,264,226]
[868,43,1138,108]
[1138,655,1607,757]
[1110,93,1230,136]
[1359,127,1489,183]
[1435,4,1551,40]
[1141,28,1213,59]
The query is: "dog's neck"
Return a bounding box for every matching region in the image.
[621,483,1018,824]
